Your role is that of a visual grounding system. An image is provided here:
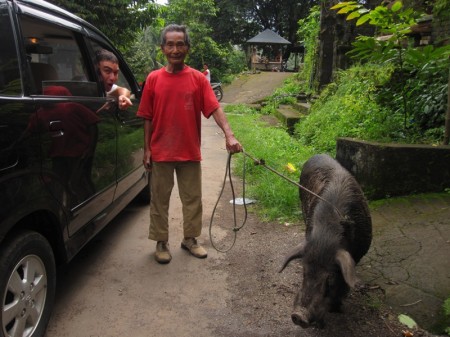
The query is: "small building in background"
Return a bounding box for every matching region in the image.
[246,29,291,72]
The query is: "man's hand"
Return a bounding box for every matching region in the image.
[226,135,242,154]
[143,150,152,171]
[118,94,132,110]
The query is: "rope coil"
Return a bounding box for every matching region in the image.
[208,152,248,253]
[208,150,345,252]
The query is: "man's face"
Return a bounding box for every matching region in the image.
[99,60,119,92]
[161,31,189,66]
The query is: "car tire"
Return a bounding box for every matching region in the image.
[0,231,56,337]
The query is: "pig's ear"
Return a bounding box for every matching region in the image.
[335,249,356,288]
[278,240,306,273]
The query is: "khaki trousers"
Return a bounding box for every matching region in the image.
[148,161,202,242]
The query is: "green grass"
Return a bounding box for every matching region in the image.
[225,105,317,222]
[223,61,448,223]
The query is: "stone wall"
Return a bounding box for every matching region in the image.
[336,137,450,200]
[432,14,450,45]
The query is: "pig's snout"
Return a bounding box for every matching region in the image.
[291,307,325,329]
[291,308,310,328]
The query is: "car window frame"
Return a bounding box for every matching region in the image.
[83,36,141,100]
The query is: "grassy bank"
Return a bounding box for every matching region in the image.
[225,104,317,223]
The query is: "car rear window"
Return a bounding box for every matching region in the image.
[19,15,99,97]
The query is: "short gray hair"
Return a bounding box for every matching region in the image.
[160,24,190,48]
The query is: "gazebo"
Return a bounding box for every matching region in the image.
[246,29,291,71]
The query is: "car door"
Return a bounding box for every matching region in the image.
[17,9,118,236]
[85,40,146,204]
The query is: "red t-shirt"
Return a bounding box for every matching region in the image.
[137,66,219,162]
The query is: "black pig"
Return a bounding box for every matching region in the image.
[279,154,372,328]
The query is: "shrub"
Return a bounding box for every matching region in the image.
[293,64,406,154]
[331,1,450,144]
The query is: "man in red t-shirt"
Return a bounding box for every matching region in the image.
[137,24,242,264]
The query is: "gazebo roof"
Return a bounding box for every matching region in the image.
[246,29,291,45]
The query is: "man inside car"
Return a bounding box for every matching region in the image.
[96,49,132,110]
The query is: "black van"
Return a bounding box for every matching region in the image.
[0,1,148,336]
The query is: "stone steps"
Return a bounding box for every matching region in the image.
[274,103,310,134]
[292,102,311,114]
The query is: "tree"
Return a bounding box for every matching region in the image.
[297,5,320,90]
[207,0,260,46]
[163,0,228,73]
[124,24,165,81]
[210,0,318,57]
[47,0,160,51]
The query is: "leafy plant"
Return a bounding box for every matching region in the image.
[434,0,450,20]
[50,0,161,51]
[124,25,165,81]
[331,1,422,70]
[294,64,412,153]
[331,1,450,142]
[259,76,302,114]
[297,5,320,93]
[331,1,419,38]
[431,297,450,335]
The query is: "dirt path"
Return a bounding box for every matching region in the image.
[44,71,448,337]
[221,71,292,104]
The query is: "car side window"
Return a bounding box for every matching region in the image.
[19,16,98,97]
[87,40,132,95]
[0,4,21,96]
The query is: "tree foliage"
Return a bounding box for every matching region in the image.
[157,0,246,80]
[46,0,317,77]
[210,0,318,52]
[331,1,450,142]
[331,1,421,63]
[164,0,220,67]
[297,5,320,91]
[47,0,160,50]
[123,24,165,82]
[434,0,450,19]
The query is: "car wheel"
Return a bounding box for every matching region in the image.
[0,231,56,337]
